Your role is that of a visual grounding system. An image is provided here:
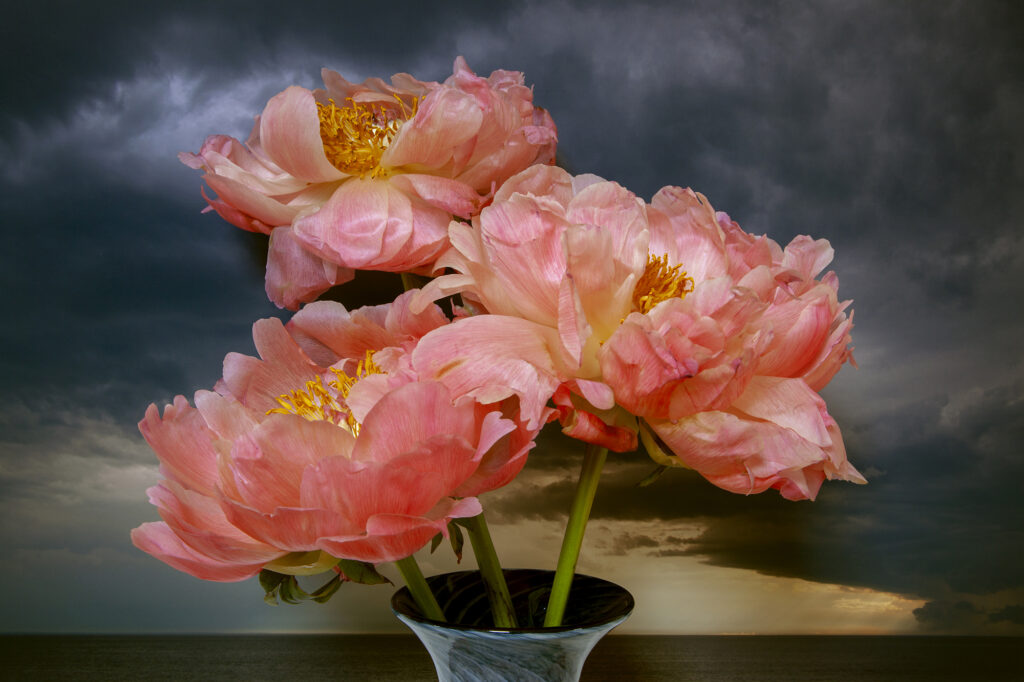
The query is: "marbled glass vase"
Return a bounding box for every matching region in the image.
[392,569,633,682]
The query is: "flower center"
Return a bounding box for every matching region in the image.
[317,96,417,178]
[267,351,382,436]
[632,254,695,314]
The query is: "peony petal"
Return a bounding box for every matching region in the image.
[222,318,320,413]
[221,500,351,552]
[260,86,347,183]
[731,377,832,448]
[193,390,257,442]
[317,497,482,564]
[551,386,637,452]
[781,236,834,282]
[493,164,575,206]
[412,316,561,430]
[265,227,354,310]
[351,382,477,464]
[386,173,479,218]
[649,392,862,501]
[648,186,729,284]
[303,438,479,522]
[293,178,415,269]
[131,522,272,582]
[226,414,356,512]
[202,174,302,229]
[575,379,616,411]
[138,397,220,496]
[382,86,482,169]
[453,410,536,497]
[756,294,835,378]
[146,482,282,565]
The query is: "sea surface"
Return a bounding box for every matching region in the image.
[1,634,1020,681]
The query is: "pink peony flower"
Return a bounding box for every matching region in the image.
[623,192,863,498]
[413,165,863,497]
[132,293,540,580]
[180,57,557,309]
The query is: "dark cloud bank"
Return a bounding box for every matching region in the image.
[1,1,1022,634]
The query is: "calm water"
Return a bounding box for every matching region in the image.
[1,635,1021,681]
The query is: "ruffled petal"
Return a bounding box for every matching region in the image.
[265,227,354,310]
[138,397,220,497]
[131,522,272,582]
[146,482,281,565]
[551,385,638,452]
[260,86,347,183]
[202,174,302,229]
[386,173,479,218]
[317,497,481,563]
[222,318,320,413]
[350,383,479,465]
[382,86,482,169]
[411,316,560,430]
[292,178,416,269]
[220,500,351,552]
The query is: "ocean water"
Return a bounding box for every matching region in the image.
[1,634,1021,681]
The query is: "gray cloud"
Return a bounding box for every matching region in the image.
[913,600,987,633]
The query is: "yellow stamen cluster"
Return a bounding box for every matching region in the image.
[317,95,417,178]
[331,350,382,400]
[267,351,383,436]
[267,376,347,425]
[632,253,695,314]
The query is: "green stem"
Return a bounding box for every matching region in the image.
[394,555,446,622]
[544,443,608,627]
[463,512,518,628]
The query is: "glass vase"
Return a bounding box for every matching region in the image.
[391,568,633,682]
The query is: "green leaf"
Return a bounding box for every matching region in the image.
[449,521,465,563]
[259,569,288,606]
[258,568,354,606]
[430,532,443,554]
[336,559,391,586]
[309,575,343,604]
[278,576,306,604]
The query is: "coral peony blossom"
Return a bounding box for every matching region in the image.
[132,293,540,580]
[414,165,863,496]
[180,57,557,309]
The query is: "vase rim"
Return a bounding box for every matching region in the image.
[390,568,634,634]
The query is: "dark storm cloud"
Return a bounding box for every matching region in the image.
[912,599,1024,635]
[912,601,988,633]
[0,0,517,135]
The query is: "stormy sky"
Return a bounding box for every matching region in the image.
[1,0,1022,635]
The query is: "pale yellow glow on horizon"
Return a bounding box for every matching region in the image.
[472,519,926,635]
